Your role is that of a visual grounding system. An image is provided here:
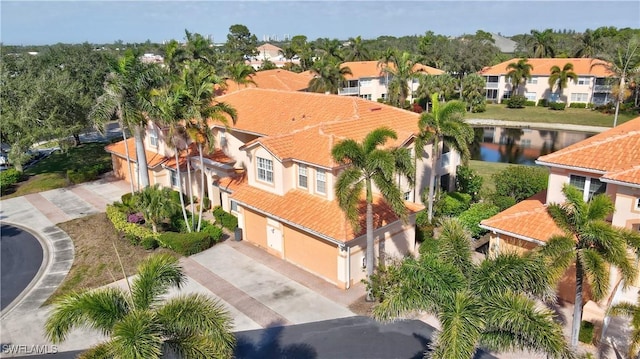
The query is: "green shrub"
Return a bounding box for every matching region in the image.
[67,168,99,184]
[106,205,158,244]
[0,168,24,193]
[569,102,587,109]
[579,321,594,344]
[213,206,238,230]
[456,166,483,201]
[159,232,212,256]
[537,99,549,107]
[201,197,211,210]
[458,203,500,238]
[491,195,517,211]
[202,223,224,243]
[506,95,526,109]
[549,102,566,111]
[524,100,536,107]
[470,102,486,113]
[434,192,472,217]
[492,165,548,203]
[140,236,159,250]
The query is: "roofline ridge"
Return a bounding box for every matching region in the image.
[540,130,639,160]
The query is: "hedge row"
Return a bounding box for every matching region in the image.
[159,232,213,256]
[106,205,158,245]
[0,168,24,194]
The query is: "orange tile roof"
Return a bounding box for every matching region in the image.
[104,138,167,168]
[536,116,640,185]
[216,169,247,193]
[230,183,423,242]
[601,166,640,186]
[219,69,312,95]
[341,61,444,80]
[479,58,615,77]
[480,191,565,244]
[257,43,282,53]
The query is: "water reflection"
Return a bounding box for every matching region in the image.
[471,126,595,165]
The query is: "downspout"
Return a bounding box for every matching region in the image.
[346,246,351,289]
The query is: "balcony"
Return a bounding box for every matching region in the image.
[338,87,359,95]
[593,85,612,93]
[485,82,499,89]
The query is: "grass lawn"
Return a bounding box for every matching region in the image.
[46,213,177,305]
[1,142,112,199]
[466,104,637,128]
[468,160,515,193]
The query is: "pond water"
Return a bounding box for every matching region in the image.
[471,126,597,165]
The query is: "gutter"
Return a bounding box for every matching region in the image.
[478,224,547,246]
[534,160,607,175]
[599,177,640,189]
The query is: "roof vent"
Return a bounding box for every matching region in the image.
[370,107,382,111]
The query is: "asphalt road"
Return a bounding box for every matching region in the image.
[1,224,43,311]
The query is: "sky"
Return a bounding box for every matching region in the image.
[1,0,639,46]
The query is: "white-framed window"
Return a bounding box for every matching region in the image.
[577,77,590,85]
[571,93,589,102]
[230,200,238,213]
[170,169,178,187]
[360,94,372,100]
[569,174,607,201]
[316,169,326,194]
[486,89,498,99]
[149,128,158,147]
[257,157,273,183]
[527,77,538,84]
[298,164,308,189]
[525,92,536,101]
[502,90,512,100]
[487,76,499,83]
[403,191,411,201]
[360,79,372,86]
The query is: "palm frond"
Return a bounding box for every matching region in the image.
[367,149,396,180]
[372,173,407,222]
[578,248,609,301]
[76,341,113,359]
[535,235,576,284]
[110,310,163,359]
[391,146,415,186]
[436,217,474,278]
[331,139,364,167]
[586,193,615,221]
[334,167,365,231]
[430,290,484,359]
[131,253,185,310]
[45,288,130,343]
[546,203,574,234]
[362,127,397,154]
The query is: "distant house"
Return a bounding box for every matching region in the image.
[490,33,517,54]
[479,58,615,106]
[338,61,444,103]
[106,89,466,289]
[480,116,640,314]
[217,68,314,95]
[247,43,300,70]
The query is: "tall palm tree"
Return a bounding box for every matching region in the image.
[332,127,414,301]
[417,93,473,223]
[540,184,640,349]
[90,50,159,190]
[181,64,237,232]
[382,52,419,109]
[344,36,371,62]
[608,293,640,358]
[315,38,344,61]
[530,29,556,58]
[373,218,574,359]
[377,48,397,96]
[506,58,534,96]
[224,62,256,91]
[45,253,236,358]
[591,37,640,127]
[308,57,352,94]
[548,62,578,102]
[574,29,602,58]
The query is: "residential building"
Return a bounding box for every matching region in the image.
[480,117,640,317]
[106,88,462,289]
[247,43,300,70]
[479,58,615,105]
[339,61,444,102]
[218,68,314,95]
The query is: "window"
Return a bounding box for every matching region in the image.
[527,77,538,84]
[298,164,308,188]
[220,131,227,147]
[636,197,640,210]
[170,169,178,187]
[502,90,512,100]
[577,77,590,85]
[316,170,326,194]
[381,93,386,99]
[359,94,372,100]
[403,191,411,201]
[230,200,238,212]
[569,174,607,201]
[571,93,589,102]
[525,92,536,101]
[257,157,273,183]
[487,76,499,83]
[486,89,498,99]
[360,79,372,86]
[149,128,158,147]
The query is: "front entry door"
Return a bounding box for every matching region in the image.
[266,225,283,253]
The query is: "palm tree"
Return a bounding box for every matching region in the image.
[540,184,640,349]
[417,93,473,223]
[45,253,236,358]
[90,50,159,190]
[332,127,414,301]
[530,29,556,58]
[184,29,217,66]
[416,73,457,102]
[377,48,396,98]
[134,184,180,233]
[181,64,237,232]
[574,29,602,58]
[278,44,297,64]
[373,217,573,359]
[548,62,578,102]
[315,38,344,61]
[308,57,352,94]
[224,62,256,91]
[591,37,640,126]
[344,36,371,62]
[506,58,534,96]
[608,293,640,358]
[382,52,419,109]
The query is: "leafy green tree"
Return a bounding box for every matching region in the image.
[455,165,483,201]
[344,36,371,61]
[278,44,297,64]
[530,29,556,58]
[506,58,533,96]
[458,202,500,238]
[491,165,548,202]
[608,293,640,358]
[45,253,236,358]
[416,74,457,102]
[259,59,277,71]
[461,73,487,112]
[308,57,352,94]
[134,184,181,232]
[417,93,473,223]
[549,62,578,102]
[417,31,454,71]
[332,127,414,301]
[373,217,574,359]
[383,52,419,109]
[290,35,314,71]
[224,24,258,65]
[574,29,603,58]
[540,184,640,348]
[315,38,344,61]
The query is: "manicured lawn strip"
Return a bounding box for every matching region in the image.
[466,104,636,127]
[468,160,514,193]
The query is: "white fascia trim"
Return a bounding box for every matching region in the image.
[286,158,334,171]
[212,125,266,138]
[534,161,607,175]
[600,178,640,189]
[478,224,547,246]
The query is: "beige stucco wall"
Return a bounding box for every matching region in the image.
[489,74,609,105]
[611,185,640,229]
[283,225,339,285]
[246,146,283,195]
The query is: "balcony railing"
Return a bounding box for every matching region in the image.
[338,87,359,95]
[593,85,612,93]
[485,82,499,89]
